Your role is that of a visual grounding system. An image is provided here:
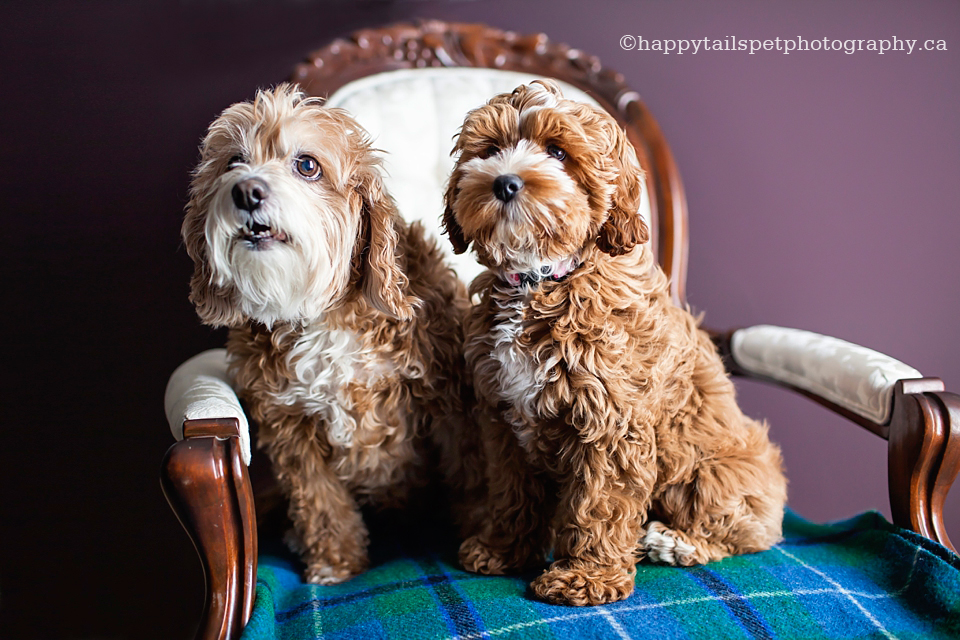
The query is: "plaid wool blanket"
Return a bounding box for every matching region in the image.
[241,510,960,639]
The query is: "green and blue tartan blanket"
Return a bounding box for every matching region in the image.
[241,510,960,639]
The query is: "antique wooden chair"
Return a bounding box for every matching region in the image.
[161,21,960,640]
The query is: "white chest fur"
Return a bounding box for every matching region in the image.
[488,293,546,440]
[273,324,388,447]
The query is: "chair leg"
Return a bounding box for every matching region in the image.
[161,418,258,640]
[888,379,959,552]
[927,391,960,550]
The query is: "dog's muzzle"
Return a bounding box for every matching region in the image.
[231,177,287,248]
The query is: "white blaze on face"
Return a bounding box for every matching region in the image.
[202,159,356,328]
[523,82,561,108]
[456,140,578,271]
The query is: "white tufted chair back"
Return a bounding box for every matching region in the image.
[325,67,652,285]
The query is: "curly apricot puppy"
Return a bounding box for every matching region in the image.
[183,84,483,584]
[443,80,787,606]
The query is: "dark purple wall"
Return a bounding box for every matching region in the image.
[2,1,957,638]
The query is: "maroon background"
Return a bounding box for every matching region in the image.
[1,1,957,638]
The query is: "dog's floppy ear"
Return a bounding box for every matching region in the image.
[182,202,245,327]
[442,167,469,255]
[188,263,245,327]
[353,163,418,321]
[596,121,649,256]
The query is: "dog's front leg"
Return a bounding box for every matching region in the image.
[289,461,369,585]
[531,443,652,606]
[264,419,369,585]
[459,413,553,575]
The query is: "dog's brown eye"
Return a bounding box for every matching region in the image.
[295,155,322,180]
[546,145,567,161]
[228,155,245,168]
[479,145,500,159]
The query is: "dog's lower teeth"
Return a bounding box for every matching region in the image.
[240,225,286,243]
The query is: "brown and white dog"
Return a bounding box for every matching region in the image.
[182,84,482,584]
[443,80,787,606]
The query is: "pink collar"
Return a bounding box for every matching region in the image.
[502,256,580,288]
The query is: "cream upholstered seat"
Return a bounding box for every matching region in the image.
[322,67,651,285]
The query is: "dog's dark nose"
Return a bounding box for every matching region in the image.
[232,178,269,212]
[493,174,524,203]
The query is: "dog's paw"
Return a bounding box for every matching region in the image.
[642,521,697,566]
[459,535,526,575]
[303,546,368,586]
[304,562,360,586]
[283,528,306,556]
[530,560,634,606]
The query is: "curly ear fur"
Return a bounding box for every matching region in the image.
[442,168,469,255]
[187,264,246,327]
[596,120,649,256]
[182,201,245,327]
[353,163,418,321]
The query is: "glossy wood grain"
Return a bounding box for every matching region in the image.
[928,392,960,549]
[161,418,257,640]
[888,382,960,551]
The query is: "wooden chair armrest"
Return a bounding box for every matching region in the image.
[161,418,258,640]
[712,327,960,552]
[888,384,960,551]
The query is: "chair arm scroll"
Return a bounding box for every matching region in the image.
[164,348,251,465]
[161,418,258,640]
[888,384,960,552]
